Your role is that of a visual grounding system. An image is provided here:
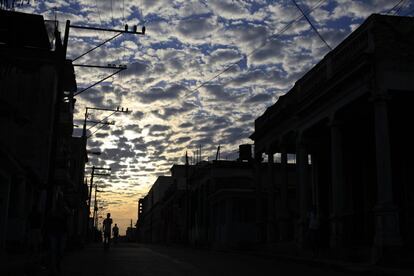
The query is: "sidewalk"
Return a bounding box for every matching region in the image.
[0,253,26,276]
[141,242,414,276]
[227,243,414,276]
[0,252,48,276]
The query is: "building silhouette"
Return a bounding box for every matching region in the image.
[0,10,88,257]
[137,14,414,264]
[250,14,414,262]
[137,176,173,243]
[137,146,297,249]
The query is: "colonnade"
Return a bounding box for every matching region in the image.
[255,93,402,250]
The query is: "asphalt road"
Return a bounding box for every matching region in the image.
[60,243,359,276]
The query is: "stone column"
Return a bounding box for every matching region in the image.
[329,119,345,248]
[267,152,276,243]
[0,172,11,250]
[279,148,290,241]
[372,96,402,250]
[311,153,319,209]
[296,136,309,246]
[7,175,26,243]
[254,151,265,243]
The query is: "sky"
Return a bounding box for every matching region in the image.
[14,0,414,234]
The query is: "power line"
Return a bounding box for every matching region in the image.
[291,0,332,51]
[73,32,122,61]
[87,110,117,131]
[177,0,327,100]
[87,121,111,138]
[394,0,408,15]
[386,0,405,14]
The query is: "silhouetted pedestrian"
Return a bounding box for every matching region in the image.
[102,213,112,249]
[112,223,119,244]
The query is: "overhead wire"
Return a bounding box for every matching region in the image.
[189,0,406,159]
[87,121,111,139]
[177,0,409,104]
[291,0,332,50]
[394,0,408,15]
[178,0,327,160]
[87,110,117,131]
[386,0,405,14]
[177,0,327,101]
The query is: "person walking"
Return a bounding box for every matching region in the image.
[102,213,113,249]
[112,224,119,244]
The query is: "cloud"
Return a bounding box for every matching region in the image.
[138,84,187,103]
[245,93,272,103]
[122,61,148,77]
[207,0,252,20]
[179,122,193,128]
[200,84,244,102]
[174,136,192,144]
[16,0,404,232]
[148,124,170,133]
[176,15,218,42]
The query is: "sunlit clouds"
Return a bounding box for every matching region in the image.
[15,0,412,233]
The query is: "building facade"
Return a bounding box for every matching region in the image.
[137,147,297,249]
[0,10,86,253]
[250,14,414,261]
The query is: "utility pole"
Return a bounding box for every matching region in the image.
[63,20,145,97]
[90,168,111,217]
[82,106,131,139]
[88,166,95,215]
[185,151,189,244]
[46,20,71,211]
[215,145,221,161]
[81,104,130,242]
[93,184,103,229]
[94,187,105,229]
[87,166,111,241]
[93,184,98,228]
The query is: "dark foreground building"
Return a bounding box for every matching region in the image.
[0,10,88,258]
[250,14,414,262]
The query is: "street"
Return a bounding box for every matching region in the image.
[61,243,354,276]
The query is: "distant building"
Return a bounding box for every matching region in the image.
[188,159,256,248]
[159,164,190,244]
[137,145,296,249]
[126,218,137,242]
[250,14,414,262]
[137,176,173,243]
